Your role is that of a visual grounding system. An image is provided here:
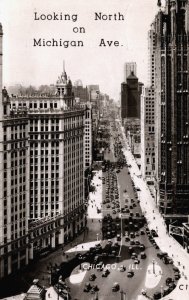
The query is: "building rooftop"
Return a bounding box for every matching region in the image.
[127,71,138,80]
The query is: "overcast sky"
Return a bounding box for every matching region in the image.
[0,0,159,100]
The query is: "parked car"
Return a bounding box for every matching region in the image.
[112,282,120,292]
[119,265,126,272]
[83,282,91,292]
[89,273,96,281]
[157,252,168,259]
[153,291,161,299]
[102,269,110,277]
[127,271,134,278]
[141,252,146,259]
[117,234,121,241]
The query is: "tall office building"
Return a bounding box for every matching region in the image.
[154,0,189,220]
[121,72,140,120]
[0,24,86,278]
[10,68,86,257]
[141,23,156,182]
[0,24,29,278]
[124,62,137,81]
[73,80,89,103]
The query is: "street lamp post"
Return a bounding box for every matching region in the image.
[152,259,155,274]
[96,233,99,241]
[120,289,126,300]
[161,285,164,298]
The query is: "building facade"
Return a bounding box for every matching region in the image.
[73,80,89,103]
[0,24,86,278]
[11,69,86,256]
[154,0,189,219]
[0,24,29,278]
[141,23,156,182]
[121,72,140,121]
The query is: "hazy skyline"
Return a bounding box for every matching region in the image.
[0,0,159,100]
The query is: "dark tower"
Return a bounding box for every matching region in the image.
[154,0,189,220]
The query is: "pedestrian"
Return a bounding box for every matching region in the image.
[48,293,51,298]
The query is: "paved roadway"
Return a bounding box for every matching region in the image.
[67,122,176,300]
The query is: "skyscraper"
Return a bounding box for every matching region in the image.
[141,23,156,183]
[11,68,86,254]
[124,62,137,82]
[0,24,29,278]
[0,23,86,278]
[154,0,189,220]
[121,72,140,120]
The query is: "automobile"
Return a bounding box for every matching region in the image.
[102,269,110,277]
[107,204,111,208]
[167,257,173,264]
[96,261,104,271]
[168,282,176,291]
[112,210,116,214]
[112,282,120,292]
[174,272,181,280]
[83,282,91,292]
[135,240,140,245]
[130,240,135,245]
[151,229,158,237]
[154,244,160,250]
[130,232,135,238]
[90,285,98,294]
[117,234,121,241]
[134,259,140,264]
[163,286,170,296]
[89,273,96,281]
[131,253,137,259]
[136,187,141,191]
[166,277,173,285]
[118,265,126,272]
[140,252,146,259]
[139,244,145,250]
[127,271,134,278]
[141,289,147,296]
[153,291,161,299]
[125,236,130,242]
[157,252,168,259]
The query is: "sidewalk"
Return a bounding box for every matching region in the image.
[119,122,189,300]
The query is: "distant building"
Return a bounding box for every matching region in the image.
[80,102,93,169]
[141,23,156,183]
[73,80,89,102]
[124,62,137,82]
[121,72,140,120]
[87,85,100,102]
